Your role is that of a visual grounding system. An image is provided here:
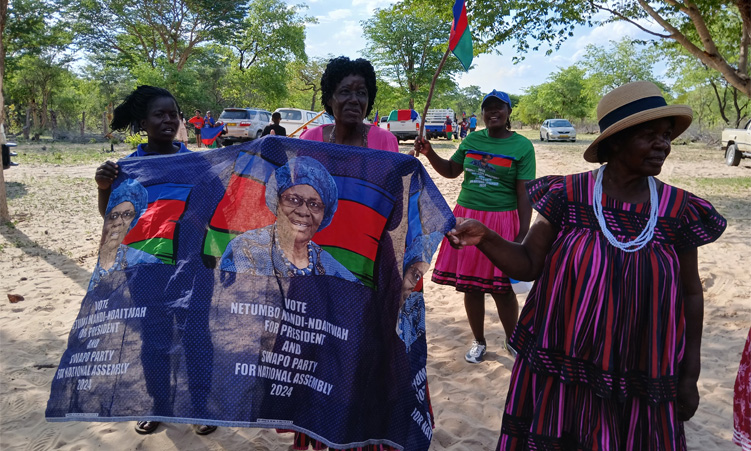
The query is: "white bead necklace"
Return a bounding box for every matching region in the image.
[592,165,659,252]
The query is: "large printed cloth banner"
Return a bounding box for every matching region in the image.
[46,136,454,451]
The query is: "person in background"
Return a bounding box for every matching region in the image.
[94,85,217,436]
[262,112,287,137]
[299,56,398,152]
[175,111,189,144]
[444,115,454,141]
[469,113,477,133]
[446,81,726,449]
[188,109,204,148]
[459,117,469,140]
[413,89,535,364]
[204,110,215,128]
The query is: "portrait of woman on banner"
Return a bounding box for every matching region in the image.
[88,178,161,291]
[220,156,361,284]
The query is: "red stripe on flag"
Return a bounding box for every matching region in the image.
[396,110,412,121]
[210,174,276,232]
[313,200,387,261]
[449,2,468,50]
[123,199,185,244]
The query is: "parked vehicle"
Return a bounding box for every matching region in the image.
[378,116,389,129]
[384,109,424,141]
[540,119,577,142]
[721,118,751,166]
[219,108,272,144]
[424,109,458,139]
[274,108,333,137]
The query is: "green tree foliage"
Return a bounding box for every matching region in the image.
[466,0,751,98]
[514,66,591,126]
[362,1,465,109]
[580,39,663,96]
[67,0,246,71]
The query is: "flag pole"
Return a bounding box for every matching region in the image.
[418,46,452,148]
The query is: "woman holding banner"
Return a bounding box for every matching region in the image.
[414,89,535,364]
[94,85,216,436]
[300,56,398,153]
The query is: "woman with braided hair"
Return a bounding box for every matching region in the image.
[93,85,216,436]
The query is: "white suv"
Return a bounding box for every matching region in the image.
[219,108,272,144]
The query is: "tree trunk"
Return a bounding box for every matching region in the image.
[50,110,58,139]
[23,106,30,139]
[81,111,85,137]
[102,110,108,135]
[310,89,318,112]
[0,0,9,223]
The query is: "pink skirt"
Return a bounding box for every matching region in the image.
[432,205,519,294]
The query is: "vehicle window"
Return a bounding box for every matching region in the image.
[744,118,751,129]
[279,110,302,121]
[381,117,388,123]
[306,112,316,121]
[551,120,573,127]
[220,110,249,120]
[322,114,334,124]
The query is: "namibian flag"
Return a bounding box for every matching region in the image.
[202,152,396,288]
[373,110,379,126]
[201,125,224,147]
[449,0,472,71]
[123,183,193,265]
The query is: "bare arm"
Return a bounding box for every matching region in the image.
[515,179,532,242]
[676,247,703,421]
[446,214,557,281]
[95,161,119,217]
[413,137,463,179]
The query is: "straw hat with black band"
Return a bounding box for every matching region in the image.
[584,81,693,163]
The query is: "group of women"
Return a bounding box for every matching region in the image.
[92,54,741,450]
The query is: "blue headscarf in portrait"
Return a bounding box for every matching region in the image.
[265,156,338,231]
[106,178,149,233]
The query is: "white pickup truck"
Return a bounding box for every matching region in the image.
[721,118,751,166]
[424,109,458,139]
[383,109,424,141]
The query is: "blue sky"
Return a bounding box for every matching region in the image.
[288,0,661,96]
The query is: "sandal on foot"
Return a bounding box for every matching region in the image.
[193,424,218,435]
[134,420,161,434]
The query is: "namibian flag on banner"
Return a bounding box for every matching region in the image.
[449,0,472,71]
[202,152,396,288]
[123,183,193,265]
[201,125,224,146]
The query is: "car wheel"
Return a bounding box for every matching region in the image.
[726,143,741,166]
[256,130,262,140]
[540,133,544,142]
[546,132,550,141]
[570,139,576,142]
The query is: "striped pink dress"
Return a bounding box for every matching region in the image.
[498,172,726,450]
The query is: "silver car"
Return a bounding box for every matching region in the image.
[219,108,272,144]
[540,119,577,142]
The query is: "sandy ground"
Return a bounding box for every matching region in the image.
[0,136,749,450]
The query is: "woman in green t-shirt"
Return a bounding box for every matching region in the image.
[414,89,536,364]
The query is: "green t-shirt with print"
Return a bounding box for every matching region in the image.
[450,129,536,212]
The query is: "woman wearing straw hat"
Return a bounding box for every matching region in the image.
[446,81,727,449]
